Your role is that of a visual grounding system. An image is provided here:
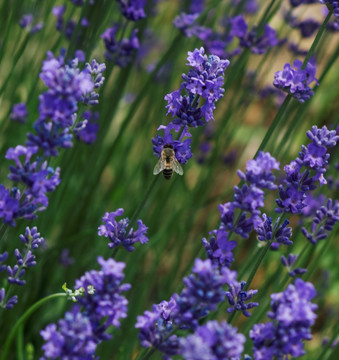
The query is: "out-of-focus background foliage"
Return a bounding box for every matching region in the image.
[0,0,339,359]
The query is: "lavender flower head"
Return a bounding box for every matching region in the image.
[276,126,339,214]
[40,306,96,359]
[238,151,280,190]
[302,198,339,244]
[225,280,259,317]
[281,254,307,277]
[255,213,292,250]
[135,259,235,358]
[74,256,131,341]
[0,227,44,310]
[117,0,146,21]
[101,25,140,66]
[10,103,28,123]
[179,320,246,360]
[98,208,149,251]
[273,58,319,103]
[152,123,193,165]
[250,278,317,359]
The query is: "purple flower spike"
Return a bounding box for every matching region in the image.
[179,320,246,359]
[250,278,317,359]
[98,208,149,251]
[225,280,259,317]
[276,126,339,215]
[281,254,307,278]
[302,198,339,244]
[117,0,146,21]
[41,306,97,359]
[10,103,28,123]
[101,25,140,67]
[255,214,292,250]
[238,151,280,190]
[152,123,193,165]
[273,58,318,103]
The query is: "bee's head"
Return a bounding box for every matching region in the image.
[163,144,173,149]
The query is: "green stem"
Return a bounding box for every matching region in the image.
[302,10,332,69]
[126,175,160,235]
[0,293,66,360]
[253,94,292,159]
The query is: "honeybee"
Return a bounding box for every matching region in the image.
[153,144,184,180]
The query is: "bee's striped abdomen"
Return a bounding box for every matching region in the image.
[163,168,173,179]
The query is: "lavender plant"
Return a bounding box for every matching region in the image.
[0,1,339,360]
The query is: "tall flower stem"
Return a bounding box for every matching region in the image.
[0,293,66,360]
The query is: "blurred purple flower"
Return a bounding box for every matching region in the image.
[98,208,149,251]
[10,103,28,123]
[101,25,140,66]
[276,126,339,214]
[117,0,146,21]
[273,58,319,103]
[302,198,339,244]
[179,320,246,359]
[250,278,317,359]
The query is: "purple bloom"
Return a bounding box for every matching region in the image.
[74,256,131,341]
[136,259,234,357]
[117,0,146,21]
[255,214,293,250]
[281,254,307,277]
[202,229,237,268]
[250,278,317,359]
[276,126,339,214]
[174,13,199,30]
[165,47,229,125]
[74,110,99,144]
[101,25,140,66]
[230,15,248,38]
[302,198,339,244]
[173,259,230,329]
[237,23,280,54]
[225,280,259,317]
[189,0,205,13]
[59,249,75,267]
[298,19,320,37]
[135,296,180,356]
[273,58,319,103]
[19,14,43,34]
[152,123,193,165]
[320,0,339,21]
[98,208,149,251]
[40,306,97,359]
[0,227,44,309]
[237,151,280,190]
[179,320,246,359]
[10,103,28,123]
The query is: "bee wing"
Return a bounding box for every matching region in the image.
[173,158,184,175]
[153,158,166,175]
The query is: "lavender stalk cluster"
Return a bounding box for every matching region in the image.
[276,126,339,214]
[174,12,279,59]
[179,320,246,360]
[152,47,230,166]
[0,227,44,310]
[52,5,90,41]
[0,51,105,226]
[101,0,146,66]
[136,259,238,357]
[273,58,319,103]
[302,198,339,244]
[250,278,318,359]
[40,256,131,358]
[98,208,149,251]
